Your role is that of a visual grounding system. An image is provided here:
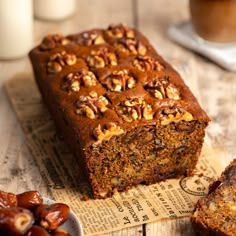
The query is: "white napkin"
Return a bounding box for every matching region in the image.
[168,22,236,71]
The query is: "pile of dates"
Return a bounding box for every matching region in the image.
[0,190,71,236]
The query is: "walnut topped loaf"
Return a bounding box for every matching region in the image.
[29,23,210,199]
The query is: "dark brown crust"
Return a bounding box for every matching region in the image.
[29,24,210,199]
[191,159,236,236]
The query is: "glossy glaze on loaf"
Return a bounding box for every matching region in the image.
[29,23,210,198]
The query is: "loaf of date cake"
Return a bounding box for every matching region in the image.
[29,23,210,199]
[191,159,236,236]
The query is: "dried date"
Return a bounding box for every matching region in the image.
[35,203,69,230]
[26,225,51,236]
[52,228,71,236]
[17,191,43,210]
[0,190,72,235]
[0,207,34,235]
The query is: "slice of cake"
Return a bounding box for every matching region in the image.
[191,159,236,236]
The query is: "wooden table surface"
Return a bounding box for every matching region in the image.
[0,0,236,235]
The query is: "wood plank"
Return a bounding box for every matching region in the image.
[146,218,194,236]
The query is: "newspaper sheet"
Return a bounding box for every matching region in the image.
[5,75,225,236]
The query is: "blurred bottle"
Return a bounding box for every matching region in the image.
[34,0,76,21]
[189,0,236,43]
[0,0,33,59]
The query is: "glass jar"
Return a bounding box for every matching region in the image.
[189,0,236,43]
[34,0,76,21]
[0,0,33,59]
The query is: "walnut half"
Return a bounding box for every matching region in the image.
[117,97,153,122]
[62,69,97,92]
[107,23,135,39]
[160,107,193,125]
[39,34,70,51]
[100,69,136,92]
[75,31,105,46]
[132,55,164,72]
[47,51,77,73]
[76,91,109,119]
[144,76,180,100]
[93,122,124,145]
[115,38,147,56]
[86,47,117,68]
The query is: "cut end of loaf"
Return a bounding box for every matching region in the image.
[87,120,207,198]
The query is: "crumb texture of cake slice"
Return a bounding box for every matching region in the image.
[191,159,236,236]
[29,23,210,198]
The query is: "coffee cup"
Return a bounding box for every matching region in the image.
[189,0,236,43]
